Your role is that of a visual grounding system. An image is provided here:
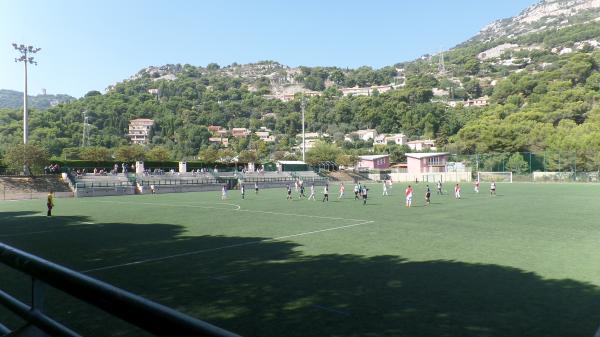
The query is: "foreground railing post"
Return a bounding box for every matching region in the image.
[0,243,242,337]
[32,278,45,312]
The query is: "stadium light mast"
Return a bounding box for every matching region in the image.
[301,96,306,162]
[12,43,41,144]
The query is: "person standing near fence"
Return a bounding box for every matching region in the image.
[46,190,54,216]
[338,182,345,199]
[308,183,316,200]
[405,185,413,208]
[322,184,329,202]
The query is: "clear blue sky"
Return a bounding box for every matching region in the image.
[0,0,537,98]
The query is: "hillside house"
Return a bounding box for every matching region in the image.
[374,133,408,146]
[340,85,396,96]
[255,131,275,142]
[231,128,251,138]
[209,137,229,147]
[345,129,378,142]
[406,153,449,174]
[407,139,436,151]
[128,119,154,145]
[357,155,390,170]
[448,96,489,108]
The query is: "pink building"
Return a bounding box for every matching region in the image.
[406,153,449,174]
[358,155,390,169]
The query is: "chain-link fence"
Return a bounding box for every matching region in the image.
[449,151,600,182]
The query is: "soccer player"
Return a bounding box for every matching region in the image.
[436,181,443,195]
[300,183,306,199]
[361,185,368,205]
[474,179,480,193]
[150,184,156,195]
[286,184,293,200]
[46,190,54,216]
[254,182,259,194]
[425,185,431,206]
[221,185,228,200]
[454,183,461,199]
[382,180,389,196]
[241,184,245,199]
[338,182,345,199]
[308,183,316,200]
[490,181,497,196]
[354,183,360,200]
[405,185,413,208]
[322,184,329,202]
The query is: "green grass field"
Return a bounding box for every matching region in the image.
[1,182,600,337]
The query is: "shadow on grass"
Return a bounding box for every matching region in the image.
[1,213,600,337]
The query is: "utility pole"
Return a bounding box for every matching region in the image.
[82,111,90,147]
[12,43,41,144]
[438,50,446,75]
[301,96,306,162]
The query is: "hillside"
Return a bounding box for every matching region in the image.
[0,89,75,110]
[473,0,600,43]
[0,0,599,168]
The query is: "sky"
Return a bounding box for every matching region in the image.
[0,0,537,98]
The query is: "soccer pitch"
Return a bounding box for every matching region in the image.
[1,182,600,337]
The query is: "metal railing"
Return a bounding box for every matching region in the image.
[74,181,133,189]
[0,243,242,337]
[138,178,219,186]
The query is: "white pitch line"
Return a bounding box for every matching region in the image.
[82,220,374,273]
[0,222,95,238]
[91,200,368,222]
[93,200,242,212]
[0,228,78,237]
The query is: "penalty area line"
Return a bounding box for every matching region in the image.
[81,220,375,274]
[91,199,368,222]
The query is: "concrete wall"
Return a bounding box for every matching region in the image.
[75,187,136,197]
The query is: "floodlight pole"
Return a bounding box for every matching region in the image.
[301,96,306,162]
[23,59,28,144]
[12,43,41,144]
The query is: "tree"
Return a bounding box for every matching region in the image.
[2,144,50,174]
[506,153,529,174]
[146,146,171,161]
[305,142,341,166]
[114,145,145,162]
[238,150,257,163]
[84,90,102,97]
[207,63,220,71]
[335,153,359,168]
[198,147,219,163]
[80,146,112,161]
[218,148,236,163]
[463,59,481,76]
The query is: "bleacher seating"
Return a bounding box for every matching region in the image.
[136,172,218,186]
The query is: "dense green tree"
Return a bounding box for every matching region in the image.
[80,146,112,161]
[146,146,172,161]
[305,142,341,166]
[2,143,50,174]
[114,145,145,162]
